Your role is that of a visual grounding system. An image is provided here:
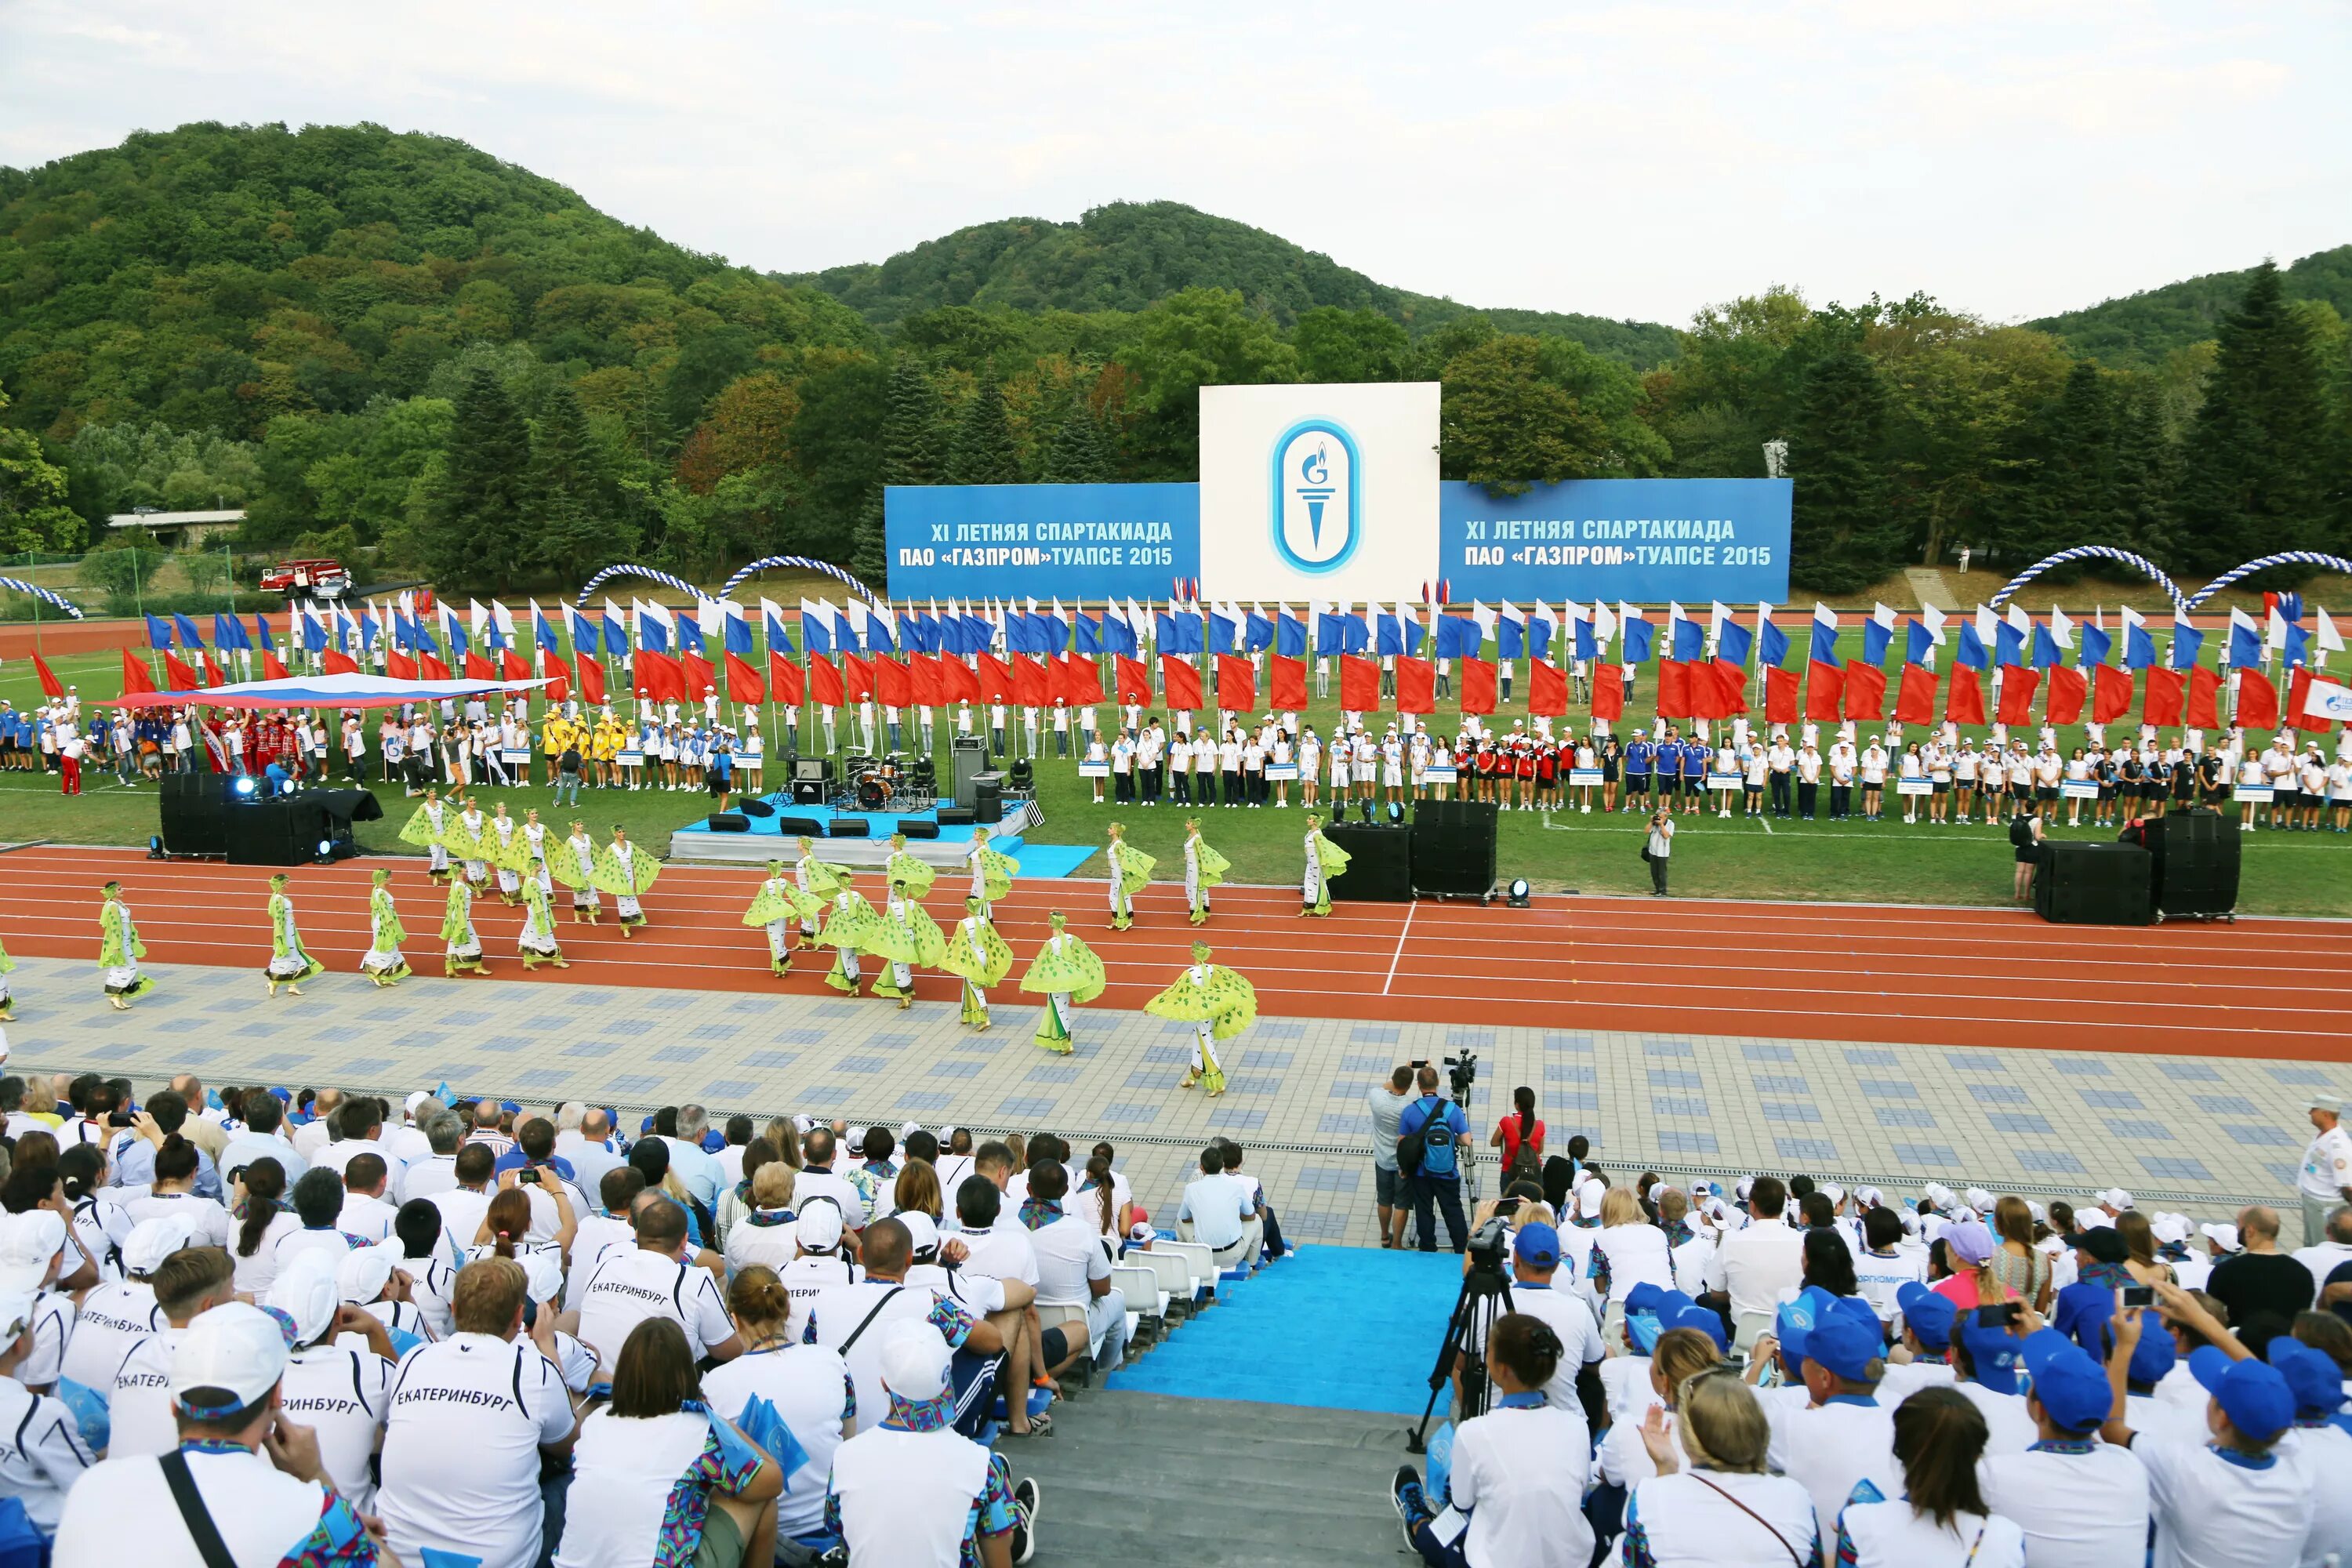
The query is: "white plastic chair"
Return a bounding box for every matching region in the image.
[1733,1310,1774,1355]
[1135,1248,1195,1317]
[1160,1239,1216,1301]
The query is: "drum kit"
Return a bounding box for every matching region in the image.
[839,753,933,811]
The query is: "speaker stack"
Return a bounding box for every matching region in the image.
[973,776,1004,825]
[895,818,941,840]
[705,813,750,833]
[2143,808,2241,920]
[2035,841,2154,926]
[772,815,825,837]
[159,773,230,857]
[827,817,872,838]
[1324,823,1414,902]
[1410,800,1500,898]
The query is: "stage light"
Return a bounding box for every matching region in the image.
[233,777,257,797]
[1386,800,1404,826]
[317,840,335,858]
[1507,878,1531,909]
[147,834,165,860]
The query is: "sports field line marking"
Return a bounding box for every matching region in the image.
[1383,901,1415,996]
[1519,818,2341,852]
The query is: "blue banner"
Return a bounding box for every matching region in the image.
[886,483,1198,600]
[1437,478,1791,604]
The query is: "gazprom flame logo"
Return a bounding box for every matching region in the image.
[1269,418,1361,575]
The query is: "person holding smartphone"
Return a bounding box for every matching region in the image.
[1642,808,1674,897]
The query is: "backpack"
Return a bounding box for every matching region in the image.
[2007,815,2032,850]
[1398,1096,1458,1178]
[561,745,583,773]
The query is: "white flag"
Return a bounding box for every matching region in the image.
[1920,604,1949,643]
[2319,606,2345,653]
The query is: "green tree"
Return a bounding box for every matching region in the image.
[1436,336,1606,492]
[524,381,634,575]
[1292,307,1410,383]
[1788,342,1897,593]
[2173,261,2332,572]
[948,375,1021,485]
[1039,403,1112,484]
[1116,288,1295,478]
[78,534,164,612]
[851,356,950,588]
[419,366,531,586]
[0,396,82,554]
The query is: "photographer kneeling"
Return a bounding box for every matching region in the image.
[1392,1312,1596,1568]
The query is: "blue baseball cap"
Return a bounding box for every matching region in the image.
[1627,1290,1698,1352]
[1513,1223,1562,1269]
[2020,1328,2111,1433]
[1623,1281,1669,1319]
[1779,1294,1882,1381]
[2127,1328,2178,1386]
[1667,1303,1730,1352]
[1956,1316,2026,1395]
[2267,1338,2344,1421]
[1896,1282,1958,1351]
[2190,1346,2295,1443]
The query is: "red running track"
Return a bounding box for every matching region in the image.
[2,846,2347,1059]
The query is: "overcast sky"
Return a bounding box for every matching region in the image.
[5,2,2346,328]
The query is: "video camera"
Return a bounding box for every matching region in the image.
[1464,1216,1511,1277]
[1443,1048,1478,1104]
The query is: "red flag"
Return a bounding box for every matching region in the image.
[197,652,227,688]
[1160,655,1203,711]
[578,652,607,706]
[322,649,360,675]
[2092,665,2135,725]
[420,652,453,681]
[1765,666,1799,724]
[1994,665,2038,726]
[943,656,980,704]
[1708,659,1749,718]
[1114,655,1152,706]
[1396,656,1435,714]
[635,648,684,702]
[1528,659,1568,717]
[725,650,765,706]
[1214,652,1256,712]
[875,655,912,709]
[386,650,419,681]
[1271,655,1307,711]
[2187,665,2222,730]
[1803,659,1844,720]
[1944,665,1985,725]
[909,653,945,708]
[976,653,1014,702]
[680,650,717,701]
[1058,653,1098,706]
[1339,655,1380,713]
[2044,666,2087,726]
[1593,663,1626,720]
[808,652,844,709]
[767,651,804,707]
[1011,655,1050,708]
[541,652,572,706]
[500,648,533,682]
[119,647,157,698]
[1460,657,1498,716]
[1657,659,1692,719]
[1842,662,1887,721]
[464,651,497,681]
[2141,666,2183,727]
[2235,666,2278,729]
[2293,671,2343,735]
[1894,664,1938,725]
[162,651,200,691]
[29,652,63,699]
[841,653,875,703]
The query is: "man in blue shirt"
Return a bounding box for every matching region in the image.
[1623,735,1653,813]
[1396,1066,1470,1254]
[1680,732,1711,815]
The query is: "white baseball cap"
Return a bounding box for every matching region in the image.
[1818,1183,1846,1209]
[898,1213,940,1260]
[2201,1222,2243,1254]
[124,1214,200,1276]
[267,1252,342,1346]
[0,1211,67,1294]
[2151,1213,2194,1247]
[797,1203,845,1252]
[171,1302,290,1416]
[875,1319,952,1400]
[2099,1188,2135,1211]
[337,1243,397,1306]
[0,1292,35,1354]
[1965,1188,1994,1213]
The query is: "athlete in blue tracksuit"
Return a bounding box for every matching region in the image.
[1623,735,1653,812]
[1679,735,1710,815]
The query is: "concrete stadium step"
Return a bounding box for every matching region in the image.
[1007,1390,1407,1566]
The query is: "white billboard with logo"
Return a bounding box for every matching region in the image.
[1198,382,1439,601]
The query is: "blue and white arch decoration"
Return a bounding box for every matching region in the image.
[572,563,711,611]
[2185,552,2352,612]
[1987,546,2186,615]
[720,555,880,605]
[0,578,87,619]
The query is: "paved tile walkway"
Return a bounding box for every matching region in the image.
[4,953,2333,1245]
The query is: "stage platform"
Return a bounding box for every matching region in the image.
[664,792,1065,872]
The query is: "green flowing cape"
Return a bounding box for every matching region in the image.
[1189,838,1232,887]
[488,824,533,875]
[370,888,408,948]
[798,855,851,898]
[1308,830,1352,879]
[974,845,1020,902]
[550,840,599,891]
[590,843,661,897]
[397,804,446,848]
[1020,934,1107,1003]
[1111,840,1156,898]
[99,902,145,967]
[439,883,478,946]
[938,917,1015,987]
[814,891,880,950]
[744,879,822,927]
[442,814,494,862]
[884,851,937,898]
[863,901,947,966]
[268,893,307,960]
[1143,964,1258,1041]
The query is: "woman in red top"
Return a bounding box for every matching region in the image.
[1490,1084,1544,1167]
[1514,743,1537,811]
[1534,742,1559,811]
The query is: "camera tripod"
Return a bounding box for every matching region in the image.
[1405,1249,1514,1454]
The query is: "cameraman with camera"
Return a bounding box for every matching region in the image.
[1399,1065,1471,1254]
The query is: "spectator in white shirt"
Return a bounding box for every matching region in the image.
[1835,1385,2027,1566]
[1617,1367,1818,1567]
[555,1108,626,1204]
[1391,1312,1596,1568]
[790,1127,869,1240]
[1594,1317,1721,1490]
[336,1153,401,1243]
[105,1243,240,1458]
[0,1287,93,1535]
[395,1113,463,1204]
[1760,1293,1903,1544]
[1022,1161,1127,1377]
[1702,1175,1805,1347]
[574,1195,742,1373]
[659,1105,724,1212]
[217,1090,309,1186]
[722,1163,801,1280]
[1981,1327,2152,1568]
[1461,1224,1605,1421]
[1592,1189,1675,1308]
[2291,1205,2352,1303]
[1176,1145,1253,1255]
[261,1250,397,1514]
[700,1265,856,1555]
[226,1156,302,1297]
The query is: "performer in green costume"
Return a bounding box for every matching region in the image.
[1104,822,1154,931]
[1145,941,1258,1098]
[1180,818,1230,926]
[263,873,326,996]
[1301,812,1352,916]
[938,895,1014,1029]
[554,821,601,923]
[883,833,937,898]
[1018,911,1105,1054]
[517,875,570,971]
[963,825,1019,918]
[793,836,848,948]
[742,859,822,977]
[360,868,412,985]
[98,881,154,1009]
[865,878,946,1007]
[441,878,490,976]
[591,826,660,936]
[0,934,14,1018]
[814,877,880,995]
[444,796,493,887]
[397,786,456,880]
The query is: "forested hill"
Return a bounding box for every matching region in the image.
[2029,244,2352,369]
[779,201,1685,368]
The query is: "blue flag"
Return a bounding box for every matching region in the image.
[729,1396,811,1484]
[1573,618,1599,662]
[1809,619,1839,665]
[1670,617,1703,662]
[637,608,669,653]
[2227,618,2262,669]
[2285,622,2310,669]
[1374,613,1402,657]
[1075,614,1102,655]
[1526,618,1550,662]
[172,612,207,649]
[1861,618,1893,666]
[1403,615,1425,656]
[256,614,278,652]
[2078,624,2111,668]
[1171,610,1203,655]
[764,608,795,658]
[601,612,629,657]
[1276,612,1306,658]
[1904,620,1933,666]
[1994,620,2024,668]
[537,608,562,654]
[804,612,833,659]
[1313,611,1345,652]
[1623,618,1654,664]
[867,612,897,654]
[1758,619,1788,669]
[1339,612,1370,655]
[1718,619,1754,669]
[2125,622,2156,670]
[2170,622,2204,670]
[1498,617,1526,661]
[1955,622,1988,671]
[1244,609,1274,654]
[723,612,752,656]
[1105,612,1138,658]
[675,615,705,655]
[1207,608,1237,654]
[212,612,248,652]
[2030,623,2060,670]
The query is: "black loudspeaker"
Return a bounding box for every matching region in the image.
[2143,808,2241,918]
[739,799,776,818]
[2036,841,2154,926]
[828,817,872,838]
[159,773,230,856]
[895,818,941,839]
[773,815,825,836]
[1323,824,1414,902]
[1410,800,1499,897]
[706,813,750,833]
[792,780,826,805]
[974,781,1003,825]
[935,806,976,826]
[224,800,307,866]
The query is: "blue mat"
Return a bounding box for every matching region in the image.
[1004,844,1096,880]
[669,796,1096,880]
[1108,1246,1465,1414]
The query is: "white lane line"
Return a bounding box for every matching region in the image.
[1384,901,1417,995]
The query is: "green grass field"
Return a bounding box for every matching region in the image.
[5,642,2346,916]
